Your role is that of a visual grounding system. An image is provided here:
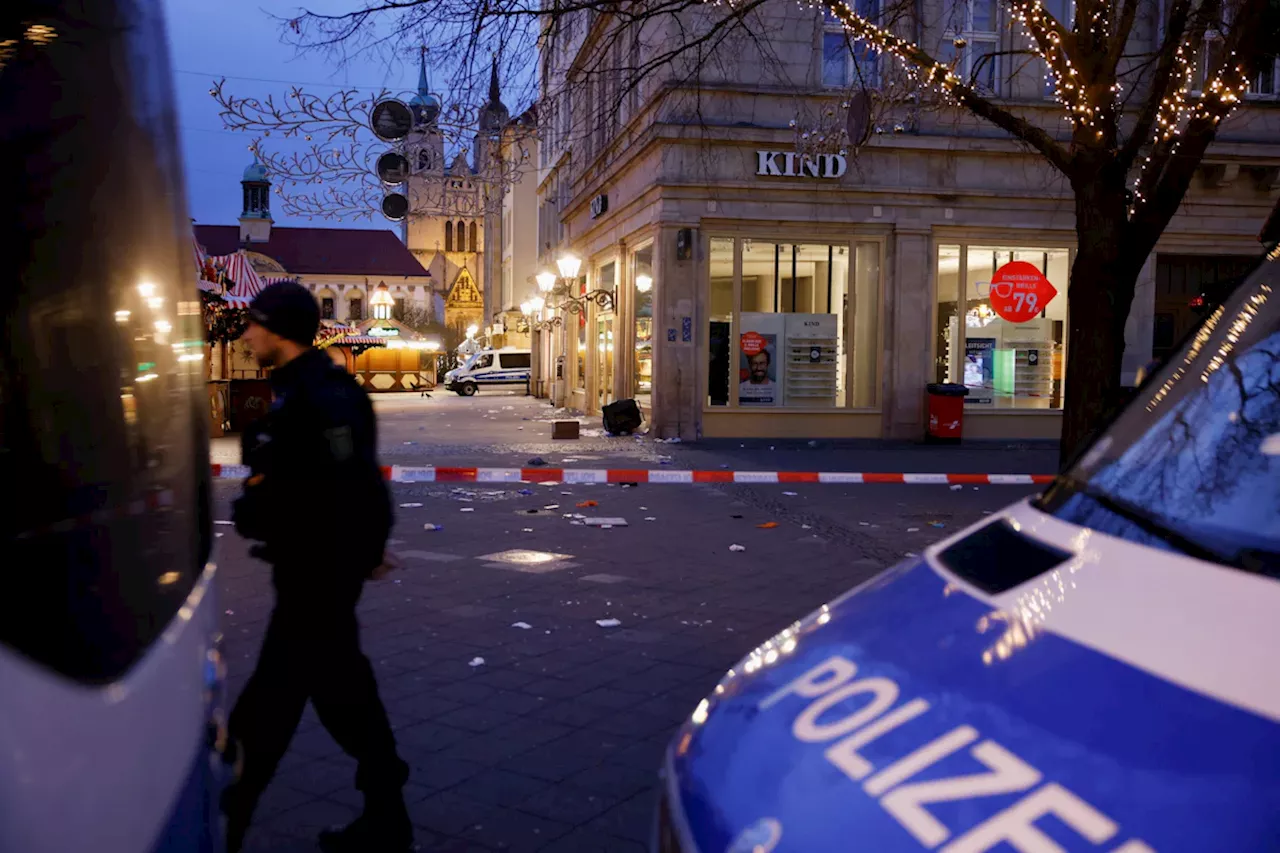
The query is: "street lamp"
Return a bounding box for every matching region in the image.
[537,252,613,314]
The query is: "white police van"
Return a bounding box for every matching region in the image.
[656,251,1280,852]
[1,2,229,851]
[444,348,532,396]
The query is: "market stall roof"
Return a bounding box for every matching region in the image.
[194,225,428,277]
[355,318,444,351]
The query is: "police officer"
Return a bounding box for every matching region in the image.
[224,282,412,852]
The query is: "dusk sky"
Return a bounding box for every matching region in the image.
[165,0,415,232]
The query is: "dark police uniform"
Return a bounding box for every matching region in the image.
[226,345,410,851]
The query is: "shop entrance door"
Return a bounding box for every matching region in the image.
[596,314,615,408]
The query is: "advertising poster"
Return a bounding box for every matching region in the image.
[739,313,785,406]
[964,337,995,405]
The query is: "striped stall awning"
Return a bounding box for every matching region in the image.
[210,251,265,300]
[260,274,300,287]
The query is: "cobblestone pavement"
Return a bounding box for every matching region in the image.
[211,391,1048,851]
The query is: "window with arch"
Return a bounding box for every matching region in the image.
[417,149,433,171]
[456,221,467,252]
[445,221,454,252]
[469,222,478,252]
[348,298,364,321]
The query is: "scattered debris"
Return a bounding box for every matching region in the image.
[907,527,920,532]
[585,517,628,527]
[517,489,534,496]
[214,520,234,526]
[644,517,657,521]
[512,622,532,630]
[757,522,779,529]
[801,525,812,530]
[731,514,744,519]
[596,618,622,628]
[225,609,234,616]
[399,502,423,508]
[859,522,871,526]
[782,491,798,497]
[656,437,682,444]
[904,552,918,557]
[522,528,534,532]
[544,504,560,510]
[576,500,598,508]
[423,524,442,531]
[468,657,486,667]
[808,440,819,447]
[460,508,475,513]
[929,521,946,528]
[214,532,224,538]
[729,544,746,552]
[527,456,548,467]
[950,484,964,491]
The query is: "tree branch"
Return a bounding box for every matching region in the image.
[823,0,1073,175]
[1117,0,1194,171]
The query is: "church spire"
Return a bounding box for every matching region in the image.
[418,46,431,99]
[488,56,501,105]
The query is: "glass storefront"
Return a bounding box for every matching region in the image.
[936,243,1069,409]
[632,244,654,409]
[596,261,616,408]
[707,237,880,409]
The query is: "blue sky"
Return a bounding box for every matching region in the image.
[165,0,414,230]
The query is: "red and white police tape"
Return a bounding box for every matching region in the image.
[210,464,1053,486]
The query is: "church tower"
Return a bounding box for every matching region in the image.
[238,158,272,244]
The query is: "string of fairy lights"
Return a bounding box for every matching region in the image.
[787,0,1258,220]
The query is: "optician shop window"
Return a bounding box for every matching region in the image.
[935,244,1069,409]
[708,237,880,408]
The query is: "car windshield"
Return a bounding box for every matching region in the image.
[1041,253,1279,579]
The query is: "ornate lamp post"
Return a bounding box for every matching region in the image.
[536,253,613,314]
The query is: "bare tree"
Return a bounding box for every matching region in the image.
[232,0,1278,458]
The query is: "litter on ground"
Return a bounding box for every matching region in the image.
[576,500,598,508]
[512,622,532,630]
[596,618,622,628]
[468,657,485,667]
[399,502,423,508]
[423,524,442,531]
[585,517,628,527]
[757,522,779,529]
[729,544,746,552]
[950,484,964,491]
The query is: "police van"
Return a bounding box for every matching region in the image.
[2,2,229,851]
[444,348,532,395]
[655,251,1280,852]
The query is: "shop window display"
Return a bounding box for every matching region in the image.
[936,244,1068,409]
[632,245,654,408]
[708,238,734,406]
[707,237,877,409]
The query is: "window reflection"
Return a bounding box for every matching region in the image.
[1048,268,1279,574]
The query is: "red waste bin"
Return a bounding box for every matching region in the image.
[926,383,968,443]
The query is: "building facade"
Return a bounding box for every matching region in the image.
[535,0,1280,439]
[482,105,541,349]
[196,163,438,384]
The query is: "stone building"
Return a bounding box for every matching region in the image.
[534,0,1280,439]
[196,162,437,378]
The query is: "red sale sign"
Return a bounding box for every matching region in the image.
[988,261,1058,323]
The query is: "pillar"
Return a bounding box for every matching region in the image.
[885,228,933,439]
[1121,253,1156,385]
[650,225,699,440]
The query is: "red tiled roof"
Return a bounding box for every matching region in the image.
[194,225,429,277]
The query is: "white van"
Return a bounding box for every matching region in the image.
[444,349,532,395]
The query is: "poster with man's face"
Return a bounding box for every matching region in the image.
[739,331,778,405]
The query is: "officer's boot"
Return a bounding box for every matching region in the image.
[318,787,413,853]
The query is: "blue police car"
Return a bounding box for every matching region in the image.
[656,251,1280,852]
